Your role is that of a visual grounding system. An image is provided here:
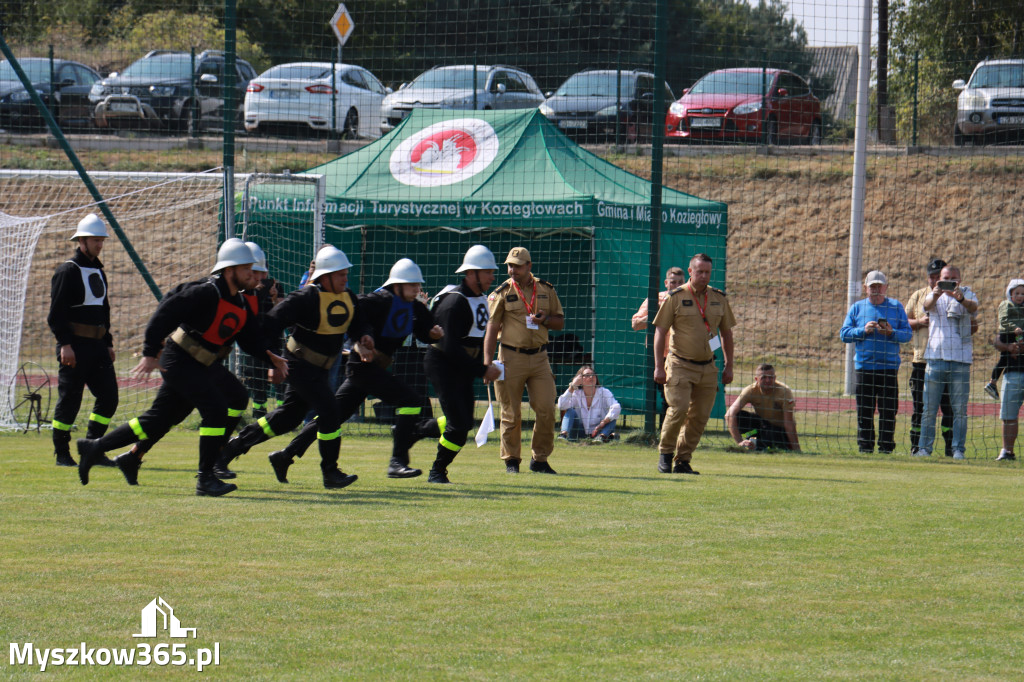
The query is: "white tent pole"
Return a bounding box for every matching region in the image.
[845,0,873,396]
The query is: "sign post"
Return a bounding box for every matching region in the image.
[329,4,355,136]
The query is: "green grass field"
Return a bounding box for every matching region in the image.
[2,429,1023,680]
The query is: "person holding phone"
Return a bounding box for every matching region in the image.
[840,270,912,454]
[916,265,979,460]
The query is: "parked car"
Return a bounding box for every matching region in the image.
[380,65,544,134]
[243,62,388,138]
[90,50,256,132]
[0,58,101,131]
[953,59,1024,146]
[538,69,674,143]
[665,68,822,144]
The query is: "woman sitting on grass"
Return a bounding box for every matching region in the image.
[557,365,621,442]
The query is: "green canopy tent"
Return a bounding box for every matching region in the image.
[242,108,727,416]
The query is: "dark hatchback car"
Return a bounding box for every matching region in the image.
[90,50,256,132]
[538,69,674,143]
[0,58,101,131]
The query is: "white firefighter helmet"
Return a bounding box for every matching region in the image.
[69,213,109,241]
[245,241,268,273]
[383,258,424,287]
[211,238,257,273]
[310,245,353,281]
[456,244,498,273]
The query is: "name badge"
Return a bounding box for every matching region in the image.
[526,314,539,330]
[708,334,722,352]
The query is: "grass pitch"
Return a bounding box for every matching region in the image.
[2,429,1023,680]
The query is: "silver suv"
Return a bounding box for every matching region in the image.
[953,59,1024,145]
[380,65,544,134]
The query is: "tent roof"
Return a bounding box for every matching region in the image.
[289,108,725,234]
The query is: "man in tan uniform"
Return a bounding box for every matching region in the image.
[483,247,565,473]
[653,253,735,474]
[724,363,800,451]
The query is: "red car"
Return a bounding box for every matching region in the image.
[665,68,822,144]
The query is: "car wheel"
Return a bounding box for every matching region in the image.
[807,120,822,145]
[342,108,359,139]
[763,118,779,145]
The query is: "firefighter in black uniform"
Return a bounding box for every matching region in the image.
[424,245,503,483]
[240,240,280,421]
[268,258,443,481]
[76,239,287,497]
[48,214,119,468]
[216,245,373,488]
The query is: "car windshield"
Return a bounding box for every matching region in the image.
[969,64,1024,88]
[261,64,332,81]
[690,71,772,96]
[0,60,53,83]
[555,73,635,97]
[408,67,485,90]
[120,54,192,80]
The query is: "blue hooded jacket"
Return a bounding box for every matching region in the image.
[840,297,912,370]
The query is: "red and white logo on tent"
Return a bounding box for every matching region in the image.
[390,118,499,187]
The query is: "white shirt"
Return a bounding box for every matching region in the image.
[924,286,978,364]
[557,386,621,433]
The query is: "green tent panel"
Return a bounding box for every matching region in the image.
[244,108,727,414]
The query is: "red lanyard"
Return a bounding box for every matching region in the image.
[688,282,711,334]
[511,278,537,316]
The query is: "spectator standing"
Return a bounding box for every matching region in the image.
[991,278,1024,461]
[632,266,684,428]
[840,270,912,454]
[724,363,800,451]
[916,265,979,460]
[653,253,735,475]
[557,366,621,442]
[906,258,954,456]
[483,247,565,474]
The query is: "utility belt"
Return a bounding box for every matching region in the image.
[71,322,107,340]
[170,327,232,366]
[671,352,715,366]
[501,343,543,355]
[431,342,481,359]
[286,336,338,370]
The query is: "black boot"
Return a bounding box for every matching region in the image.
[427,450,458,484]
[115,450,142,486]
[77,438,107,485]
[268,450,293,483]
[213,437,244,479]
[387,455,422,478]
[54,430,76,467]
[322,467,358,489]
[196,449,237,497]
[658,452,673,473]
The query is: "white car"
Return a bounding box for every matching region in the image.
[243,62,388,138]
[953,59,1024,146]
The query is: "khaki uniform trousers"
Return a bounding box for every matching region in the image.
[495,347,556,463]
[659,356,719,463]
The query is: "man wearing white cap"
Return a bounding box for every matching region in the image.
[483,247,564,474]
[76,238,288,496]
[840,270,912,454]
[270,258,443,480]
[47,213,119,468]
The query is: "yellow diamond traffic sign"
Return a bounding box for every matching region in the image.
[330,4,355,46]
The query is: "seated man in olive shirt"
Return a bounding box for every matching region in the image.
[725,364,800,451]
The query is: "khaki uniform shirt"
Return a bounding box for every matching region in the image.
[653,283,735,362]
[488,275,564,349]
[734,381,795,427]
[907,286,929,364]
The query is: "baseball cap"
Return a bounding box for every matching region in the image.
[927,258,947,275]
[865,270,887,286]
[505,247,531,265]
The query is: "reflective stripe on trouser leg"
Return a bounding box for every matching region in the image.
[397,406,422,415]
[129,418,150,441]
[51,419,73,432]
[228,407,245,418]
[88,412,112,426]
[439,434,462,453]
[258,416,276,438]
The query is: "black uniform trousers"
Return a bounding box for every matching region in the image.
[230,355,342,468]
[855,369,899,453]
[53,338,119,448]
[424,348,476,453]
[909,362,953,455]
[280,358,425,463]
[93,345,248,469]
[735,411,791,450]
